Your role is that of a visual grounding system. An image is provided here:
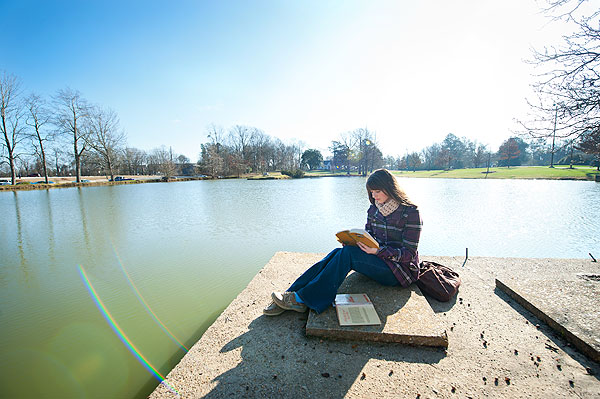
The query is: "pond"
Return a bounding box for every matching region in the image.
[1,177,599,398]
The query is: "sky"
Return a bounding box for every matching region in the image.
[0,0,576,161]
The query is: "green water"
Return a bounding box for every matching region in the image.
[1,177,598,398]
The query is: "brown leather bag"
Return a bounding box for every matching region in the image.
[416,261,461,302]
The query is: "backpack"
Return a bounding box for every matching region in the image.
[416,261,461,302]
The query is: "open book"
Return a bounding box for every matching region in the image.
[335,229,379,249]
[334,294,381,326]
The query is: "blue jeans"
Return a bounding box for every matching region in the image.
[289,246,399,313]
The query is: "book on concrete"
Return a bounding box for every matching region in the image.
[335,229,379,249]
[334,294,381,326]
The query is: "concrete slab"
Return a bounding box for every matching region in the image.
[496,275,600,363]
[306,272,448,347]
[150,253,600,399]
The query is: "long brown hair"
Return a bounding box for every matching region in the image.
[366,168,416,207]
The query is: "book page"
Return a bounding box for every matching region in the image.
[335,294,381,326]
[336,305,381,326]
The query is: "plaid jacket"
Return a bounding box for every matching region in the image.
[365,204,422,287]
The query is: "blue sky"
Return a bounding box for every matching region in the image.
[1,0,568,161]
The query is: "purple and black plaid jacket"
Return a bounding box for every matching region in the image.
[365,204,422,287]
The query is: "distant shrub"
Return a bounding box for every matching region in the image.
[281,169,305,178]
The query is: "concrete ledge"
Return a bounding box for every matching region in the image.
[150,253,600,398]
[496,276,600,363]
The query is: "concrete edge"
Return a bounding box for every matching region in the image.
[495,278,599,363]
[305,325,449,348]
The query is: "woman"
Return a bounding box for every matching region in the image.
[264,168,422,316]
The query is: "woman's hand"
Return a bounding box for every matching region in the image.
[357,242,378,255]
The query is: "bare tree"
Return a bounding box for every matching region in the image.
[148,146,176,177]
[176,154,190,164]
[25,93,52,183]
[0,71,26,184]
[421,143,441,171]
[249,128,271,173]
[123,147,147,175]
[228,125,253,170]
[50,146,68,176]
[200,143,225,177]
[199,124,227,176]
[521,0,600,147]
[54,88,90,182]
[351,128,378,175]
[330,132,358,174]
[17,155,33,177]
[406,152,422,172]
[206,123,225,153]
[290,140,305,170]
[85,106,126,181]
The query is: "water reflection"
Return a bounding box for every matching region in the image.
[13,191,27,272]
[77,187,91,251]
[44,189,56,268]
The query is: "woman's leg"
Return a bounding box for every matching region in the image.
[267,249,343,315]
[288,248,342,292]
[294,246,398,313]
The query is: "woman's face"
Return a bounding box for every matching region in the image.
[370,189,389,204]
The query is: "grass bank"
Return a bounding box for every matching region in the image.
[247,167,600,181]
[391,165,600,181]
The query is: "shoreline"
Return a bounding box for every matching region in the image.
[1,167,599,192]
[0,175,210,192]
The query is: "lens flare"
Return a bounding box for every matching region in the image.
[110,244,189,352]
[78,265,180,397]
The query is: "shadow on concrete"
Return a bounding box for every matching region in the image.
[423,293,458,314]
[494,287,600,380]
[200,274,447,398]
[204,315,446,398]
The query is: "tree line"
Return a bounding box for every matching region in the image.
[385,133,597,172]
[0,72,201,184]
[200,125,597,178]
[197,124,306,177]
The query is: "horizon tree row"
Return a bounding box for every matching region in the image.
[385,134,597,172]
[7,142,195,180]
[0,70,198,182]
[329,127,385,175]
[0,71,130,184]
[197,124,307,177]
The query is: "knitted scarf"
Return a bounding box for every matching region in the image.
[375,198,400,216]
